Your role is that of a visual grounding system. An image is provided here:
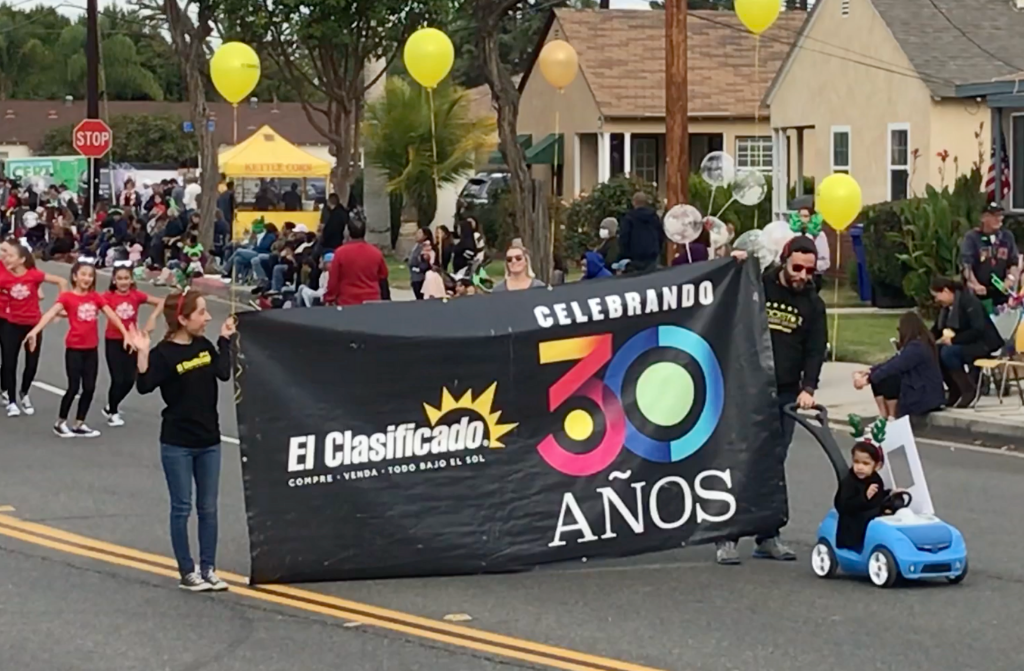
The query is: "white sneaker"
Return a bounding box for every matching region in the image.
[107,412,125,427]
[71,424,101,438]
[19,394,34,416]
[6,402,21,418]
[53,422,75,438]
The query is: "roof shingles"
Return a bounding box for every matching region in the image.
[552,8,807,118]
[870,0,1024,97]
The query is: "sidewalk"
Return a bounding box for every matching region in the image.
[816,362,1023,447]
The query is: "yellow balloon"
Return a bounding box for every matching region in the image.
[817,173,863,232]
[404,28,454,89]
[210,42,261,105]
[538,40,579,91]
[734,0,781,35]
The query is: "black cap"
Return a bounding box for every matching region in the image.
[985,202,1004,214]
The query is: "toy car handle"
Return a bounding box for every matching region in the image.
[782,403,848,483]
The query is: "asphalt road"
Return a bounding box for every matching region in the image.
[0,271,1021,671]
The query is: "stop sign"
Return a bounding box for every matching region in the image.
[72,119,113,158]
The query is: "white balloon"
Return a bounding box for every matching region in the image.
[734,229,773,269]
[733,169,767,206]
[704,216,732,250]
[699,151,736,188]
[663,204,704,245]
[22,212,39,229]
[760,220,797,265]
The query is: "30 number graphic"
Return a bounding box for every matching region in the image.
[537,327,725,477]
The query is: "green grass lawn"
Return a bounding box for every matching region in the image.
[821,279,867,309]
[831,314,902,365]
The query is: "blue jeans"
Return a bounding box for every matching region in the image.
[939,344,966,372]
[231,249,258,282]
[271,263,289,292]
[160,443,221,577]
[252,253,272,282]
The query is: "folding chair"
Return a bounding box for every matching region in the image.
[971,311,1024,410]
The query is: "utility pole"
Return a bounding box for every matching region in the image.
[85,0,101,215]
[665,0,688,210]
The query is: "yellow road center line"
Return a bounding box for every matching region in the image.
[0,506,14,512]
[0,515,665,671]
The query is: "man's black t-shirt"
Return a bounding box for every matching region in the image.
[763,268,828,394]
[137,336,232,448]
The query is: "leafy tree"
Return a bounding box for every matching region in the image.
[363,78,496,228]
[40,114,199,164]
[217,0,452,212]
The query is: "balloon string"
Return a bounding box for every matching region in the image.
[550,97,561,276]
[709,185,717,218]
[428,88,440,201]
[831,232,841,362]
[715,195,737,219]
[231,260,242,404]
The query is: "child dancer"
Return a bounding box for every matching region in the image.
[0,239,68,416]
[26,260,129,437]
[102,263,163,427]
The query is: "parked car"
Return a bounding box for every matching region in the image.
[460,171,509,205]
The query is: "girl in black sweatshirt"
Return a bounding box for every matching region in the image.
[127,289,235,592]
[834,442,907,552]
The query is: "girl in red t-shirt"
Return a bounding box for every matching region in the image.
[0,240,69,417]
[101,264,163,427]
[27,261,129,438]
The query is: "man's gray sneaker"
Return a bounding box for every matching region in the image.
[202,570,229,592]
[716,540,741,565]
[179,572,212,592]
[753,537,797,561]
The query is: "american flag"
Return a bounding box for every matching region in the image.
[986,137,1011,202]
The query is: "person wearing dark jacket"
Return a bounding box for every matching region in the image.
[597,217,620,271]
[717,236,827,566]
[320,194,350,251]
[618,193,664,273]
[853,312,944,418]
[929,276,1004,407]
[834,442,892,552]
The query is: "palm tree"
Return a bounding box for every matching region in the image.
[363,77,497,228]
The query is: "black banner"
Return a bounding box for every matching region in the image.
[235,260,788,583]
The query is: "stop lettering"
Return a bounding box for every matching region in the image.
[72,119,113,158]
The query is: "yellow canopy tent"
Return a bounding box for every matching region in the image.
[219,125,333,237]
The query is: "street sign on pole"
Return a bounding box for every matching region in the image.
[72,118,113,159]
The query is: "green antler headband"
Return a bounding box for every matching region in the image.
[849,414,888,445]
[789,211,823,237]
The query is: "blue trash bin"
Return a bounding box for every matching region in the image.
[849,224,872,303]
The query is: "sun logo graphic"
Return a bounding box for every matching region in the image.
[77,302,99,322]
[114,302,136,322]
[10,284,30,301]
[422,383,518,450]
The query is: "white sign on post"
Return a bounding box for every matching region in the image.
[878,416,934,515]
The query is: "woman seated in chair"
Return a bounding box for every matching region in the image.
[928,277,1004,407]
[853,312,944,418]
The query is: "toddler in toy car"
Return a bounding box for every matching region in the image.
[834,435,908,553]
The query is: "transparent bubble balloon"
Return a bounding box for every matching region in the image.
[733,169,768,206]
[22,212,40,229]
[699,151,736,188]
[663,204,704,245]
[761,220,797,264]
[704,216,732,250]
[734,229,773,269]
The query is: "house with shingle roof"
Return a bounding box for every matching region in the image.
[514,8,807,199]
[767,0,1024,213]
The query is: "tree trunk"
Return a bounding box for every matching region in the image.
[475,1,550,281]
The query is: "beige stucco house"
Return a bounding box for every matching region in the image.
[513,8,807,199]
[766,0,1024,217]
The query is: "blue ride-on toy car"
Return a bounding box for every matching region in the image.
[784,405,968,588]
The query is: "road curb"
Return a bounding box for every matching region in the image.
[911,411,1024,449]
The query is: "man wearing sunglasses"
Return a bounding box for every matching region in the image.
[716,235,828,566]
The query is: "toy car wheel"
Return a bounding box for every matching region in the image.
[811,541,837,578]
[947,559,968,585]
[867,548,899,588]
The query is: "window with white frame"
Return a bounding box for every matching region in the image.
[831,126,850,174]
[887,123,910,201]
[1011,114,1024,210]
[632,137,658,185]
[736,136,773,172]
